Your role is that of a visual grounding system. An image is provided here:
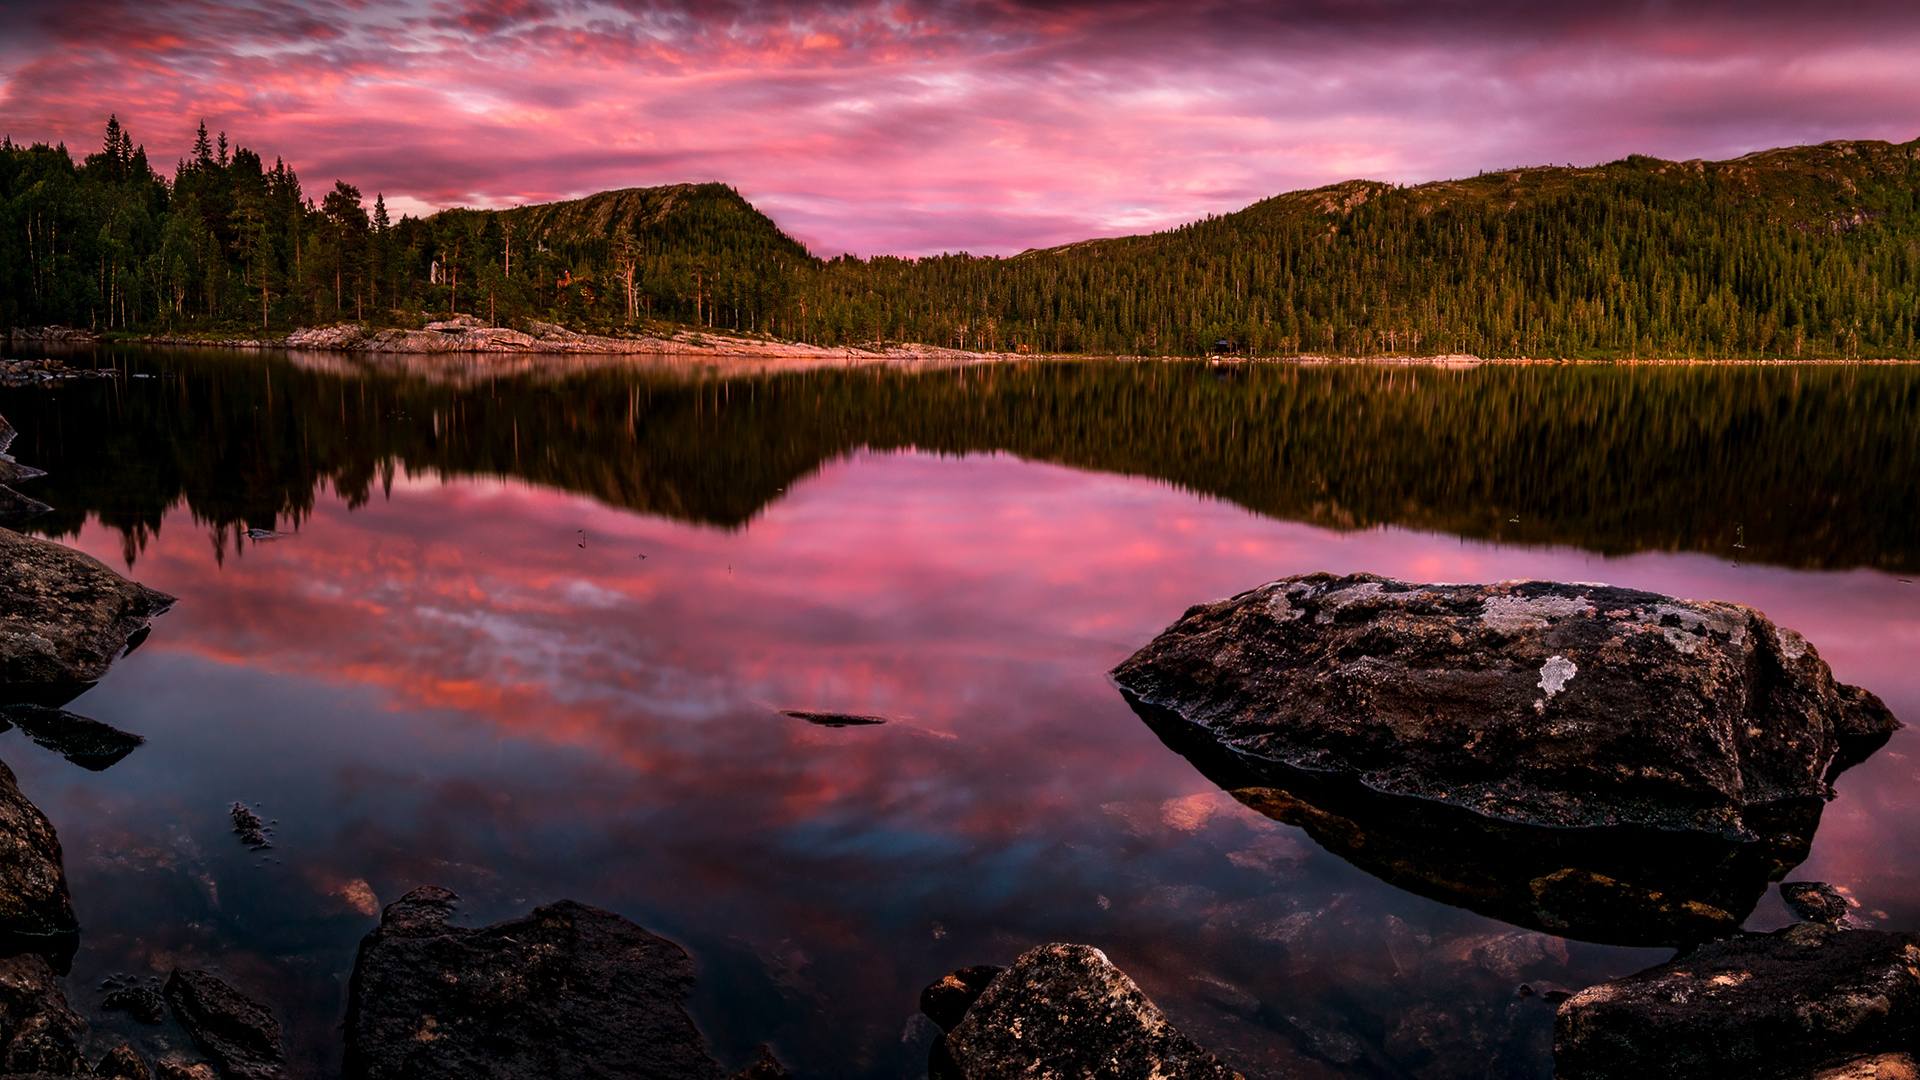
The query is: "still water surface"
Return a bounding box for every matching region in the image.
[3,348,1919,1079]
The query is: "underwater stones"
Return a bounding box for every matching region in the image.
[942,944,1244,1080]
[0,953,86,1076]
[343,886,723,1080]
[162,969,284,1080]
[1112,573,1899,839]
[1555,924,1920,1080]
[0,757,73,945]
[0,526,174,693]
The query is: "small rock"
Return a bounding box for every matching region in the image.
[155,1063,217,1080]
[1783,881,1851,924]
[96,1043,153,1080]
[0,527,174,693]
[945,944,1244,1080]
[229,805,270,850]
[342,886,725,1080]
[919,964,1004,1032]
[728,1046,790,1080]
[0,704,144,770]
[0,756,76,942]
[1555,924,1920,1079]
[0,952,86,1075]
[101,985,166,1024]
[163,969,284,1080]
[782,710,886,727]
[0,485,52,520]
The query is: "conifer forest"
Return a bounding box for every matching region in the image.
[5,116,1920,359]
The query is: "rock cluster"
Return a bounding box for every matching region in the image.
[0,328,99,344]
[0,358,118,386]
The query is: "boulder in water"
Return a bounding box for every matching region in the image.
[0,527,174,696]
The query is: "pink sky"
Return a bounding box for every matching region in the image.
[4,0,1920,256]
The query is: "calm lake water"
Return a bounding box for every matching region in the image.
[2,346,1918,1079]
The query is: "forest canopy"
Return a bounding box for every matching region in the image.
[3,116,1918,359]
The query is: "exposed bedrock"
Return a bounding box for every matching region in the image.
[0,526,174,699]
[926,944,1244,1080]
[1555,924,1920,1080]
[344,886,756,1080]
[1112,573,1900,945]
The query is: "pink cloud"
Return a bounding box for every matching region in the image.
[3,1,1919,255]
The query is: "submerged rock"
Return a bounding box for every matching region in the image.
[1555,924,1920,1079]
[0,953,86,1075]
[162,969,284,1080]
[0,704,143,770]
[0,526,174,694]
[101,984,166,1024]
[943,944,1244,1080]
[1112,574,1899,944]
[0,757,74,946]
[781,710,886,727]
[343,886,724,1080]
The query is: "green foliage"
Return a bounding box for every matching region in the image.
[3,120,1919,357]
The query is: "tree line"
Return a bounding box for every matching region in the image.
[4,117,1918,358]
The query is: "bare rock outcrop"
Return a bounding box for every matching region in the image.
[342,886,725,1080]
[0,526,174,695]
[0,952,86,1075]
[162,969,284,1080]
[1555,924,1920,1079]
[938,944,1243,1080]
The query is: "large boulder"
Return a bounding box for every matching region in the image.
[942,944,1244,1080]
[342,886,724,1080]
[0,526,174,696]
[1113,575,1901,946]
[0,757,74,946]
[0,953,86,1075]
[163,969,284,1079]
[1555,924,1920,1079]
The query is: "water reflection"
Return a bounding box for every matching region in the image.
[0,349,1912,1079]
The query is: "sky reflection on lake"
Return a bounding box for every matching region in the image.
[3,361,1918,1079]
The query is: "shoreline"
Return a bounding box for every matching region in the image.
[7,324,1920,366]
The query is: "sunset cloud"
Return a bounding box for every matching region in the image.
[4,0,1918,255]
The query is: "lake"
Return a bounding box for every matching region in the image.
[2,346,1917,1079]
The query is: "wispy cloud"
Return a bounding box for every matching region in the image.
[3,0,1918,255]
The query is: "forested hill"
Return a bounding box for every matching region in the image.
[3,116,1918,358]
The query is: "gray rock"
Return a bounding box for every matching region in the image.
[1555,924,1920,1079]
[163,969,284,1080]
[1784,881,1853,925]
[0,953,85,1075]
[944,944,1244,1080]
[0,756,74,944]
[1113,574,1898,839]
[0,526,174,694]
[342,886,724,1080]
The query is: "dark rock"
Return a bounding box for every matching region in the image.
[1114,573,1898,836]
[919,965,1003,1032]
[162,969,284,1080]
[727,1047,790,1080]
[97,1043,153,1080]
[343,885,724,1080]
[0,756,75,944]
[0,704,144,770]
[945,943,1244,1080]
[228,805,270,850]
[1555,924,1920,1079]
[0,953,86,1075]
[1113,575,1900,945]
[0,415,14,454]
[154,1064,216,1080]
[1809,1054,1920,1080]
[781,710,885,727]
[102,985,166,1024]
[1784,881,1852,925]
[0,486,52,520]
[0,526,174,695]
[0,459,46,486]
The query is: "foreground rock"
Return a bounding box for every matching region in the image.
[1555,924,1920,1079]
[0,758,74,946]
[938,944,1244,1080]
[1112,574,1899,943]
[343,886,726,1080]
[0,526,175,695]
[163,969,283,1080]
[0,953,86,1075]
[0,704,143,770]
